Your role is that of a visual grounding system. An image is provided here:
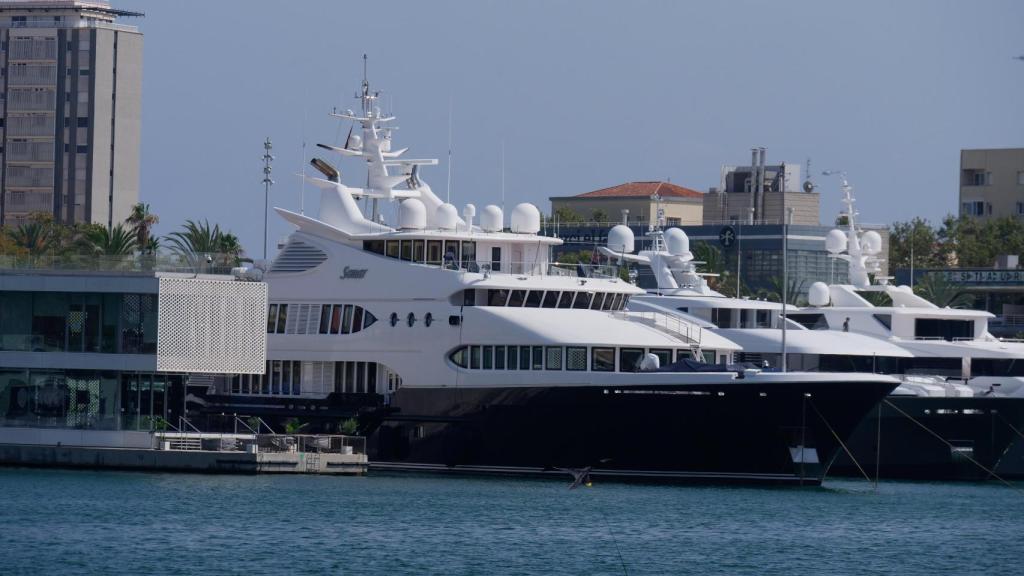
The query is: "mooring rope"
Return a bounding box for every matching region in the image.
[882,399,1020,492]
[807,399,872,484]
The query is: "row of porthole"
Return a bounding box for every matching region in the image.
[388,312,435,327]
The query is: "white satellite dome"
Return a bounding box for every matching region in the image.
[861,230,882,255]
[607,225,635,254]
[807,281,830,307]
[826,229,847,254]
[462,203,476,221]
[510,203,541,234]
[664,227,690,257]
[480,205,503,232]
[398,198,426,230]
[435,203,459,231]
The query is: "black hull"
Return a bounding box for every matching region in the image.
[829,396,1024,481]
[367,379,895,486]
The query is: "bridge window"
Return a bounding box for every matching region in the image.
[525,291,543,308]
[557,292,574,308]
[508,290,527,307]
[915,318,973,341]
[542,291,559,308]
[488,289,509,306]
[787,313,828,330]
[573,292,592,309]
[592,347,615,372]
[619,348,644,372]
[427,240,442,264]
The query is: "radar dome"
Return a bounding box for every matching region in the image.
[861,230,882,255]
[807,282,830,307]
[510,203,541,234]
[826,229,847,254]
[462,203,476,220]
[398,198,427,230]
[607,225,635,254]
[435,203,459,231]
[665,227,690,257]
[480,205,503,232]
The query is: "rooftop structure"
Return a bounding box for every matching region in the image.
[702,148,819,225]
[550,181,704,226]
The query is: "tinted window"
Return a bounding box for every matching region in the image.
[557,292,574,308]
[508,290,526,307]
[542,292,559,308]
[488,289,509,306]
[525,291,543,308]
[592,347,615,371]
[619,348,644,372]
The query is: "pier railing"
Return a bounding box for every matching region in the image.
[154,432,365,455]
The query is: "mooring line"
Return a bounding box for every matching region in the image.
[883,399,1021,492]
[807,399,872,484]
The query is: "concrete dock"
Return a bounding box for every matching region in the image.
[0,428,367,475]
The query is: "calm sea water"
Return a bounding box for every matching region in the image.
[1,468,1022,575]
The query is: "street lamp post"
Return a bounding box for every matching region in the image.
[262,138,275,260]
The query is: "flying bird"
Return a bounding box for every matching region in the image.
[1014,55,1024,61]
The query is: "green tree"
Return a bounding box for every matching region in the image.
[8,219,56,255]
[165,219,244,269]
[913,273,975,308]
[590,208,610,223]
[86,224,138,256]
[889,217,945,270]
[126,202,160,253]
[761,276,807,306]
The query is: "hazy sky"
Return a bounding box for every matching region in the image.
[116,0,1024,257]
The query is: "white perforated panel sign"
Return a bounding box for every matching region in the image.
[156,277,268,374]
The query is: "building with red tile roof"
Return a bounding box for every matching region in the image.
[550,181,704,225]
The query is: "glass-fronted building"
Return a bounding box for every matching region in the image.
[0,267,267,434]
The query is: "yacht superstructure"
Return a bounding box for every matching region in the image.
[198,72,899,485]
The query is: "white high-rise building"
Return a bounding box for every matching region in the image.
[0,0,142,227]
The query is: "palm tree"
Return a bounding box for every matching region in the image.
[86,224,138,256]
[165,219,223,256]
[126,203,159,253]
[218,232,245,265]
[913,273,975,309]
[763,276,807,306]
[9,221,55,255]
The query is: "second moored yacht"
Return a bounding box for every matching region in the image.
[608,178,1024,480]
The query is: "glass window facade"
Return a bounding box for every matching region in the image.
[0,291,156,353]
[0,369,184,431]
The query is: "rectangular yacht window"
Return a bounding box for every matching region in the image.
[319,304,332,334]
[601,294,614,311]
[650,348,672,367]
[619,348,644,372]
[495,346,506,369]
[590,293,605,310]
[525,291,543,308]
[507,346,518,370]
[546,347,563,370]
[427,240,443,265]
[352,307,364,332]
[443,241,461,268]
[330,305,342,334]
[557,292,574,308]
[281,361,292,395]
[267,304,278,333]
[592,347,615,372]
[276,305,288,334]
[532,346,544,370]
[491,247,502,272]
[386,240,400,259]
[519,346,531,370]
[542,291,559,308]
[470,346,481,369]
[488,289,509,306]
[461,241,476,271]
[566,347,587,371]
[365,240,385,255]
[413,240,425,263]
[508,290,527,307]
[400,240,413,261]
[483,346,493,369]
[573,292,592,309]
[341,305,354,334]
[464,290,477,306]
